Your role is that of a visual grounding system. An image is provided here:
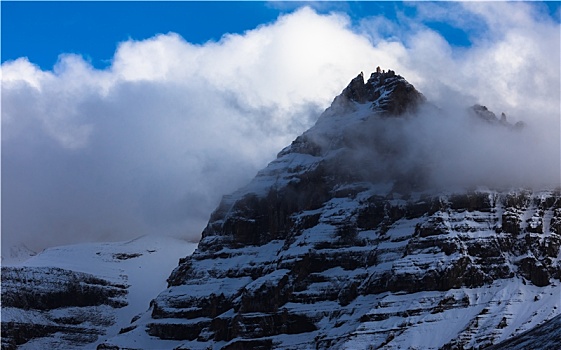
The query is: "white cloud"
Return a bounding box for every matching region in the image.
[2,4,559,255]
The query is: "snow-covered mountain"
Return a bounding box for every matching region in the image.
[98,70,560,349]
[1,235,197,349]
[1,244,37,266]
[3,69,560,350]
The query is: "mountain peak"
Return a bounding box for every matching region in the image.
[341,67,425,115]
[470,104,525,129]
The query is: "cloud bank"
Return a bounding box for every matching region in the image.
[2,4,559,255]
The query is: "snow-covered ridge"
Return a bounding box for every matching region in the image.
[1,244,37,265]
[1,235,197,349]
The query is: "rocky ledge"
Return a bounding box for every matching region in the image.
[1,267,127,350]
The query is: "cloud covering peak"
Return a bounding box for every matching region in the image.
[2,4,559,255]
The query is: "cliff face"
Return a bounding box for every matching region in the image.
[101,71,561,349]
[144,191,560,350]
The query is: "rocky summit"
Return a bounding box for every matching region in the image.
[99,70,560,349]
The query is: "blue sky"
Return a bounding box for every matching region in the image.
[4,1,544,69]
[2,2,560,255]
[3,2,281,69]
[3,1,559,70]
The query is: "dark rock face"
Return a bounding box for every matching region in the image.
[2,267,127,310]
[487,314,561,350]
[1,267,127,350]
[98,70,561,349]
[135,188,560,350]
[342,70,425,115]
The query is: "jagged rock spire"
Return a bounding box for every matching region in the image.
[341,68,426,115]
[470,104,525,129]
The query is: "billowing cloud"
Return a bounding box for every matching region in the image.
[2,4,559,256]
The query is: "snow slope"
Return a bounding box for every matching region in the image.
[1,235,197,349]
[488,313,561,350]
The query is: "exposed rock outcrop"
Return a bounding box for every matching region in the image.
[470,104,525,129]
[1,236,196,350]
[342,70,425,115]
[1,267,127,350]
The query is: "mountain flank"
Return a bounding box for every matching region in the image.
[101,69,561,349]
